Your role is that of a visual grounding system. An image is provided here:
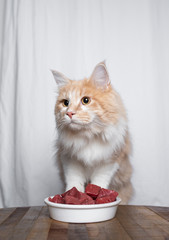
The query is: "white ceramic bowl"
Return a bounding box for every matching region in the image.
[44,196,121,223]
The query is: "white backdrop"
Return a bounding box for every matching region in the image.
[0,0,169,208]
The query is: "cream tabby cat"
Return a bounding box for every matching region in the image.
[52,62,133,204]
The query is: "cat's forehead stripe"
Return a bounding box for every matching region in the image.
[68,89,80,106]
[61,80,89,100]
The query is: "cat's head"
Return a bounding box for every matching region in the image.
[52,62,126,136]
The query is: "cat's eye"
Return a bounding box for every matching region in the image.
[62,99,69,107]
[81,96,91,105]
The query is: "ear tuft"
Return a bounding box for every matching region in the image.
[51,70,69,87]
[90,61,110,89]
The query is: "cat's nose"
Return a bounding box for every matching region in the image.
[66,112,75,119]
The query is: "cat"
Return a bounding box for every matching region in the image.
[52,61,133,204]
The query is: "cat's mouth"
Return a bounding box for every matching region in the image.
[67,118,91,130]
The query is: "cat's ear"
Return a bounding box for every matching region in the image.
[90,61,110,90]
[51,70,69,88]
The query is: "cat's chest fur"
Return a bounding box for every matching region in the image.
[63,135,112,165]
[59,120,126,166]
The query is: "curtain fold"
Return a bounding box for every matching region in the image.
[0,0,169,207]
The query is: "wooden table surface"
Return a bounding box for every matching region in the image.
[0,205,169,240]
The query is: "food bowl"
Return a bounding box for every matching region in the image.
[44,196,121,223]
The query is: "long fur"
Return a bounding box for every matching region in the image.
[52,62,133,204]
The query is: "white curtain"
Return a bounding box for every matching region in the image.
[0,0,169,208]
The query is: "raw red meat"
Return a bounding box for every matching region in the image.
[96,196,114,204]
[49,194,64,203]
[78,192,95,205]
[85,184,101,198]
[48,185,118,205]
[96,188,118,204]
[61,187,80,198]
[95,194,116,204]
[97,188,118,199]
[64,195,80,205]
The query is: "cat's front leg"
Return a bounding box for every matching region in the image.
[90,162,119,188]
[62,159,86,192]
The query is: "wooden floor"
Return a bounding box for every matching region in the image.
[0,205,169,239]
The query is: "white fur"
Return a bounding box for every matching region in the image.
[62,158,86,192]
[90,162,120,188]
[59,117,126,165]
[58,117,127,191]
